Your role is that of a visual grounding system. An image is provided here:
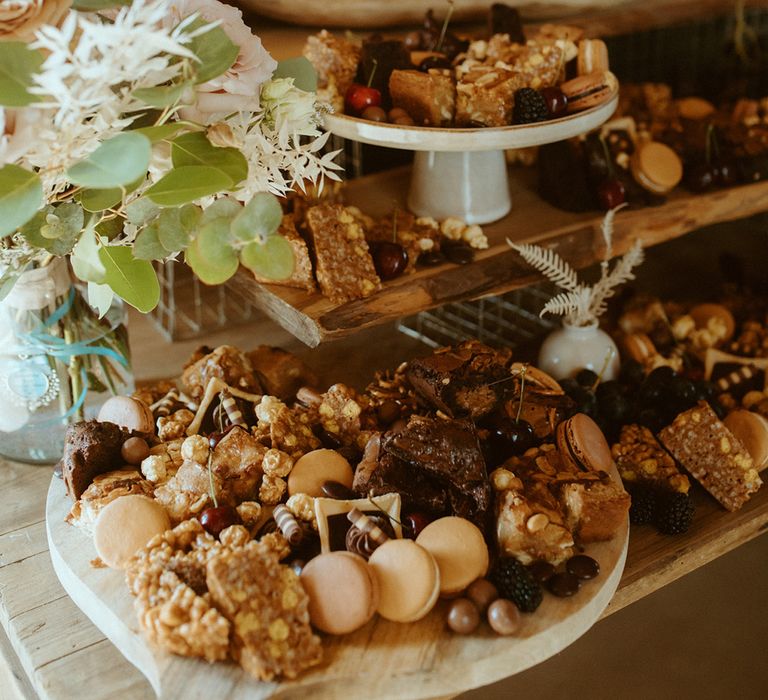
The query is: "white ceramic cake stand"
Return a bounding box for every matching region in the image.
[323,89,618,224]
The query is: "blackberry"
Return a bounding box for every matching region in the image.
[490,556,543,612]
[627,484,657,525]
[513,88,549,124]
[655,491,695,535]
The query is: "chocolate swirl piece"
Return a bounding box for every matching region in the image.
[346,507,390,546]
[273,504,303,546]
[345,514,392,559]
[219,388,246,426]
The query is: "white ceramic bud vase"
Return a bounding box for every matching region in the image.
[538,319,620,382]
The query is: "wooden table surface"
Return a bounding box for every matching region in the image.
[2,454,767,700]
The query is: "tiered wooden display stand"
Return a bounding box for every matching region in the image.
[230,168,768,346]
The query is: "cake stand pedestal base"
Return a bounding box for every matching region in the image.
[407,150,511,225]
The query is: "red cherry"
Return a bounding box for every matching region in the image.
[200,505,240,537]
[597,178,626,210]
[540,86,568,117]
[404,511,432,539]
[369,240,408,280]
[345,84,382,115]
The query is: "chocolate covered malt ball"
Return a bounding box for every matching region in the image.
[466,578,498,614]
[447,598,480,634]
[121,437,150,466]
[487,599,521,636]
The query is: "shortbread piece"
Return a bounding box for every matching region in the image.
[206,544,322,681]
[612,423,690,494]
[389,69,456,126]
[304,204,381,304]
[659,401,762,511]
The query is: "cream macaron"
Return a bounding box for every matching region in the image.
[93,495,170,569]
[368,539,440,623]
[415,516,489,597]
[300,551,379,634]
[288,449,354,497]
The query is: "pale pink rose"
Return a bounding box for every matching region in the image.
[0,0,71,41]
[169,0,276,122]
[0,107,40,165]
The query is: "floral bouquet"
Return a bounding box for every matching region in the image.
[0,0,339,461]
[0,0,340,312]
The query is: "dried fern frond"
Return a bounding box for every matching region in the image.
[590,238,645,318]
[540,287,593,324]
[507,240,580,292]
[599,202,627,261]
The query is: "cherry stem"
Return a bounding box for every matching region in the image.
[367,58,378,88]
[436,0,455,53]
[598,134,615,178]
[366,492,404,528]
[392,207,398,243]
[592,346,615,391]
[207,451,218,508]
[705,123,717,165]
[516,363,527,423]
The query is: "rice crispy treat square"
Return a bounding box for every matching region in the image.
[303,30,361,111]
[658,401,762,511]
[305,204,381,304]
[206,543,322,681]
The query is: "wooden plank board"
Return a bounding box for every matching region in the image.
[46,475,628,700]
[240,0,764,33]
[230,169,768,347]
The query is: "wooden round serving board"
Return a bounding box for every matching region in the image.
[47,475,628,700]
[323,90,618,152]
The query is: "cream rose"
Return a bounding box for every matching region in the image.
[0,0,71,42]
[170,0,276,123]
[0,107,39,165]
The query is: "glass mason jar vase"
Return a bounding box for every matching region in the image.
[0,258,134,464]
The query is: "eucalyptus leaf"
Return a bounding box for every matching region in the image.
[231,192,282,243]
[78,175,144,213]
[133,122,188,143]
[240,235,295,281]
[38,203,83,248]
[67,133,151,189]
[72,0,129,9]
[133,81,192,109]
[99,246,160,312]
[0,273,19,302]
[179,203,202,234]
[0,42,44,107]
[0,165,43,238]
[156,209,191,252]
[71,224,106,284]
[94,216,124,241]
[133,224,167,260]
[86,281,115,318]
[200,197,241,225]
[125,197,160,226]
[171,132,248,187]
[183,18,239,85]
[145,166,232,207]
[274,57,318,92]
[78,187,123,213]
[185,218,238,285]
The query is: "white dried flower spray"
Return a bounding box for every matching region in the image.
[508,204,644,326]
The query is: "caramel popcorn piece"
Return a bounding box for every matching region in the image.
[211,427,266,501]
[158,409,195,441]
[181,345,262,400]
[318,383,366,446]
[206,544,322,681]
[255,395,321,458]
[659,401,762,511]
